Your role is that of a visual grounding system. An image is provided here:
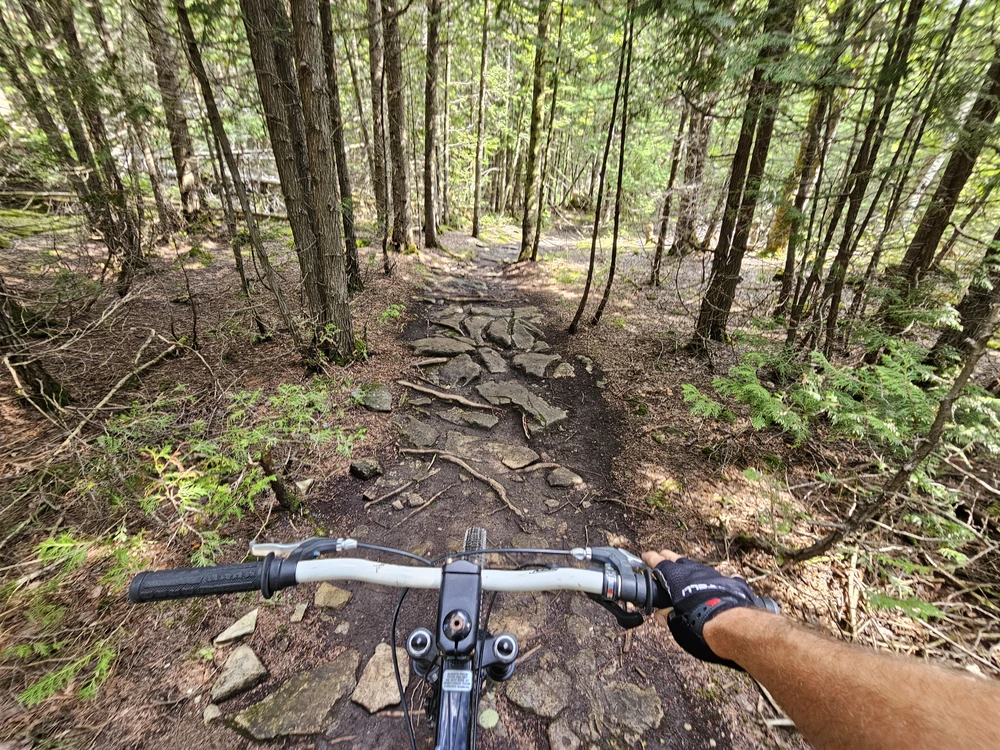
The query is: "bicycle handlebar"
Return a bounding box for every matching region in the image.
[129,561,268,603]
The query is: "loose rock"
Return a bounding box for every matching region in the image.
[531,341,552,353]
[547,467,583,487]
[351,383,392,412]
[314,583,352,611]
[349,459,382,480]
[479,708,500,730]
[476,381,567,432]
[512,353,561,378]
[437,353,482,387]
[439,406,499,430]
[290,603,307,623]
[404,492,425,508]
[514,306,543,322]
[232,651,358,740]
[211,645,268,702]
[510,321,535,350]
[478,348,508,374]
[548,718,581,750]
[506,665,572,717]
[552,362,576,379]
[463,315,492,344]
[215,609,258,645]
[203,704,221,725]
[469,306,512,317]
[411,337,475,356]
[486,442,539,469]
[351,643,409,713]
[603,682,663,734]
[395,416,439,448]
[486,319,512,348]
[391,499,404,510]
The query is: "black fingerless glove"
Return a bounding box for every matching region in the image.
[652,557,778,669]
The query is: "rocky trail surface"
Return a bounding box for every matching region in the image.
[174,237,741,749]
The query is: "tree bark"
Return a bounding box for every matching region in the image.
[441,5,452,227]
[517,0,551,261]
[898,55,1000,289]
[319,0,363,291]
[592,15,634,325]
[365,0,390,266]
[692,0,798,348]
[568,20,627,335]
[137,0,202,219]
[341,27,375,198]
[530,0,564,262]
[651,105,688,286]
[471,0,489,238]
[423,0,442,247]
[670,92,712,256]
[287,0,357,359]
[382,0,413,252]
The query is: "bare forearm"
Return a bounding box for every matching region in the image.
[704,607,1000,750]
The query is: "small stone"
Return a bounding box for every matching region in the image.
[395,416,439,447]
[351,643,409,713]
[411,337,476,356]
[552,363,576,379]
[439,406,499,430]
[438,353,482,387]
[581,500,592,509]
[547,467,583,487]
[548,718,581,750]
[211,644,268,702]
[314,583,352,611]
[545,498,560,509]
[335,622,350,635]
[478,347,508,374]
[506,666,571,717]
[350,459,382,480]
[478,708,500,730]
[512,353,561,378]
[290,603,307,623]
[233,652,358,740]
[486,442,539,469]
[351,383,392,412]
[575,354,594,373]
[294,478,315,494]
[404,492,425,508]
[684,723,692,731]
[510,321,535,350]
[710,740,717,747]
[486,319,512,348]
[203,704,222,725]
[408,396,433,406]
[596,377,608,388]
[391,499,404,511]
[215,609,258,645]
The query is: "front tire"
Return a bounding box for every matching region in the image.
[463,527,487,567]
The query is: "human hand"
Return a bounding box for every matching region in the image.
[641,549,776,668]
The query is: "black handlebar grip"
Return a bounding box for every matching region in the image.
[129,562,266,603]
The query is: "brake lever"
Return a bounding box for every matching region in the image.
[590,598,647,629]
[249,537,357,559]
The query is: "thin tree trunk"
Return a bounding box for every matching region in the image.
[517,0,551,261]
[174,0,301,350]
[568,21,627,335]
[651,105,688,286]
[530,0,563,261]
[423,0,441,247]
[320,0,363,291]
[341,28,375,196]
[471,0,489,238]
[287,0,357,359]
[670,94,711,256]
[441,4,452,226]
[137,0,202,219]
[366,0,390,270]
[592,15,634,325]
[382,0,413,252]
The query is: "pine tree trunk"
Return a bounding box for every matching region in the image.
[137,0,202,219]
[341,27,375,196]
[592,15,634,325]
[423,0,441,247]
[175,0,301,350]
[287,0,357,358]
[530,0,563,261]
[366,0,390,262]
[899,55,1000,289]
[320,0,363,291]
[471,0,489,238]
[670,102,710,256]
[382,0,413,252]
[517,0,551,261]
[441,6,452,227]
[651,106,687,286]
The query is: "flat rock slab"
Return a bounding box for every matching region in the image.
[232,651,358,740]
[485,319,512,348]
[349,459,382,480]
[395,416,439,447]
[215,609,257,645]
[547,467,583,487]
[351,643,410,713]
[514,306,544,322]
[468,306,512,317]
[463,315,492,344]
[478,348,508,374]
[531,341,552,353]
[506,665,572,717]
[438,353,482,387]
[211,644,268,702]
[512,353,561,378]
[315,583,352,610]
[439,406,499,430]
[486,442,539,469]
[511,321,535,351]
[552,362,576,378]
[290,603,307,623]
[476,381,567,432]
[411,337,475,356]
[603,682,663,735]
[351,383,392,412]
[444,431,482,458]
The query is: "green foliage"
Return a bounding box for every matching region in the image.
[17,642,116,708]
[378,304,406,323]
[37,533,90,572]
[681,383,730,420]
[868,593,945,621]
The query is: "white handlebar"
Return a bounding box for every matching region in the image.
[294,559,605,595]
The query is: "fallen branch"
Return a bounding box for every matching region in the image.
[397,380,493,410]
[413,357,449,368]
[393,484,455,528]
[364,480,415,509]
[400,449,524,518]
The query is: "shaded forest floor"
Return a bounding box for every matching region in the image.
[0,210,996,749]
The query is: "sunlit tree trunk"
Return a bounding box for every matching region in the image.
[517,0,550,261]
[651,106,687,286]
[366,0,390,267]
[471,0,489,238]
[382,0,413,252]
[423,0,441,248]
